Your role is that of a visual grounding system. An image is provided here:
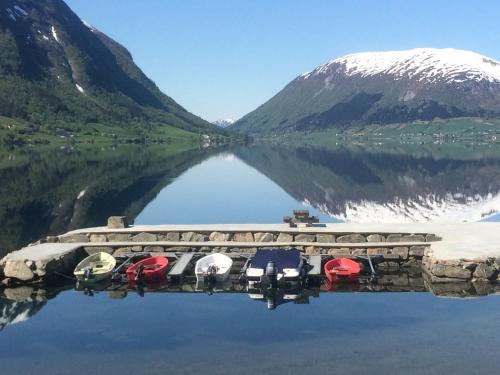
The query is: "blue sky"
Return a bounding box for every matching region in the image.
[65,0,500,122]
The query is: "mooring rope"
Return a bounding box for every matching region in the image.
[53,271,77,281]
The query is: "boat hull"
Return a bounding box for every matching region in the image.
[126,256,169,282]
[246,249,305,285]
[324,258,361,283]
[195,253,233,283]
[73,252,116,282]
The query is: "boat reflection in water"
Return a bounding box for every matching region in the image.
[247,284,309,310]
[3,266,500,331]
[195,278,233,294]
[75,278,113,296]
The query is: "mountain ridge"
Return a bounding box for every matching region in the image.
[233,48,500,135]
[0,0,220,135]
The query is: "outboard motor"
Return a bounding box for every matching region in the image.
[265,261,277,287]
[206,264,218,284]
[134,264,145,282]
[83,266,93,280]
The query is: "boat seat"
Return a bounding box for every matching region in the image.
[250,249,301,272]
[307,255,322,276]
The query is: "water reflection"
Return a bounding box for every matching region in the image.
[0,286,62,331]
[2,141,500,256]
[236,143,500,223]
[0,145,220,254]
[1,268,500,331]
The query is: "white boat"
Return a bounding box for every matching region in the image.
[195,253,233,283]
[73,252,116,282]
[246,249,306,284]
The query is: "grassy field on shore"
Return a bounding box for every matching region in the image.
[0,115,231,146]
[276,117,500,144]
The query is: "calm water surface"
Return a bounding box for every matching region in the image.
[1,290,500,374]
[1,141,500,374]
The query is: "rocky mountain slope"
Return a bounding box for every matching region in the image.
[234,48,500,134]
[0,0,217,133]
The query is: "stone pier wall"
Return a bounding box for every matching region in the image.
[422,247,500,284]
[52,229,439,266]
[57,230,440,245]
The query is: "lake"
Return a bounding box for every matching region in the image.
[1,140,500,374]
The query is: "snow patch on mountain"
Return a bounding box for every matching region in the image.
[82,20,96,33]
[301,48,500,84]
[51,26,60,43]
[213,118,235,127]
[75,84,85,94]
[77,188,86,199]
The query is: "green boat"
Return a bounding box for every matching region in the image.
[73,252,116,282]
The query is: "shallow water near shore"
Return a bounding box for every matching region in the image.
[1,141,500,374]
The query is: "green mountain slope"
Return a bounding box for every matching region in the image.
[0,0,219,135]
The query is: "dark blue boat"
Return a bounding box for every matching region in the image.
[245,248,306,284]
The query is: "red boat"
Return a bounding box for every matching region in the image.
[126,256,169,282]
[324,258,361,283]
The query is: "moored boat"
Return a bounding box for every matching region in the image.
[246,249,306,285]
[126,256,169,282]
[195,253,233,283]
[74,252,116,282]
[324,258,361,283]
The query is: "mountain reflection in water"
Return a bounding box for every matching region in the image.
[0,145,219,254]
[1,141,500,256]
[235,143,500,223]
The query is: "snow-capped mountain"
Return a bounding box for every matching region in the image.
[213,118,236,128]
[234,48,500,134]
[301,48,500,84]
